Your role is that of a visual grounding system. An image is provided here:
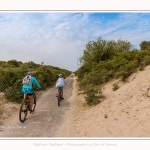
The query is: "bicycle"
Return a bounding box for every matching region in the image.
[57,87,63,106]
[19,93,36,123]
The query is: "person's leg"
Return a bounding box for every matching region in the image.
[23,94,27,101]
[56,87,58,96]
[28,94,33,113]
[61,88,64,99]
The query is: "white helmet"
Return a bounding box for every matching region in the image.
[59,74,63,77]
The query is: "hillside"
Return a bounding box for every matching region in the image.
[56,65,150,137]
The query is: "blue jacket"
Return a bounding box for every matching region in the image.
[22,76,41,89]
[23,77,41,89]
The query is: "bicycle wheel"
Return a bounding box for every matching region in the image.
[58,90,61,106]
[32,94,36,111]
[19,100,29,123]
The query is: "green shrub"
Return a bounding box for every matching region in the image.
[84,86,101,105]
[112,82,119,91]
[0,60,71,102]
[76,37,150,106]
[142,55,150,66]
[5,87,22,103]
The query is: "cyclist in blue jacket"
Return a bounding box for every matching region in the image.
[21,72,41,114]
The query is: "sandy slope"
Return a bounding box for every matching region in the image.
[56,65,150,137]
[0,93,20,126]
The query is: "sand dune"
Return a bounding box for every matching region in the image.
[60,65,150,137]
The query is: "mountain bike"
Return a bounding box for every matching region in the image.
[19,93,36,123]
[57,87,63,106]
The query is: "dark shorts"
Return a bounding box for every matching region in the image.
[27,93,33,96]
[21,87,33,95]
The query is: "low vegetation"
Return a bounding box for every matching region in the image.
[0,60,71,103]
[112,82,120,91]
[75,37,150,106]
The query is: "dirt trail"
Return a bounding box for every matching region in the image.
[0,74,74,137]
[1,65,150,138]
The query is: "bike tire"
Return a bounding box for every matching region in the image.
[58,91,61,106]
[19,100,29,123]
[32,94,36,111]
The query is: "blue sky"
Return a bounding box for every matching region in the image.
[0,12,150,71]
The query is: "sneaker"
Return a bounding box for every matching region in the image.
[30,110,34,114]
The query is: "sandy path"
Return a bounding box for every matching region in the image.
[0,74,74,137]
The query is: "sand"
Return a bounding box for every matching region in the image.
[57,65,150,137]
[1,65,150,138]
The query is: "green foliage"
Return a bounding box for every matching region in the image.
[7,60,22,67]
[0,60,71,103]
[140,41,150,51]
[112,82,119,91]
[80,37,132,68]
[84,85,101,105]
[5,87,22,103]
[76,37,150,106]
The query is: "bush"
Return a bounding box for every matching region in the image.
[112,82,119,91]
[85,86,101,105]
[76,37,150,106]
[5,87,22,103]
[0,60,71,102]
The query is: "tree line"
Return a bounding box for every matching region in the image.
[0,60,71,103]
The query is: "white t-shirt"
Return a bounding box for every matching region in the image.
[56,77,66,87]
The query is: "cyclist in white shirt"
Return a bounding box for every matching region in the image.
[56,74,67,99]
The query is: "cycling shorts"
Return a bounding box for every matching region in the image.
[21,87,33,95]
[57,86,63,88]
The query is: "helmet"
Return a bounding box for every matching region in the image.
[27,72,34,76]
[59,74,63,77]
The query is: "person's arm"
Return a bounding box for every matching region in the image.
[32,77,41,88]
[63,78,67,85]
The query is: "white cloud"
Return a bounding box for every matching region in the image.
[0,12,150,71]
